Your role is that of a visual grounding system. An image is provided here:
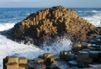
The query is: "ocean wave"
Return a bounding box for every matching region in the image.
[91,10,99,13]
[83,12,101,27]
[42,37,72,55]
[78,10,101,13]
[0,23,15,31]
[0,34,44,68]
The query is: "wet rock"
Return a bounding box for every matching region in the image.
[40,53,54,59]
[72,43,82,52]
[87,43,92,47]
[60,51,75,61]
[27,60,35,69]
[89,51,101,62]
[81,49,90,52]
[33,58,44,64]
[68,60,78,66]
[33,64,46,69]
[88,27,101,36]
[50,64,61,69]
[44,56,57,68]
[34,53,58,69]
[77,51,92,67]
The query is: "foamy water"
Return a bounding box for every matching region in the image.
[84,12,101,27]
[0,23,15,31]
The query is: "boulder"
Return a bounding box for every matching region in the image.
[33,58,44,64]
[40,53,54,59]
[33,53,58,69]
[77,51,92,67]
[59,51,75,61]
[89,51,101,62]
[11,6,97,45]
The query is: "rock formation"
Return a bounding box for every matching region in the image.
[11,6,99,45]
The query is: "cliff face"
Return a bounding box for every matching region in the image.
[12,6,96,45]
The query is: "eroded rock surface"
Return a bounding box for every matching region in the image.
[11,6,99,45]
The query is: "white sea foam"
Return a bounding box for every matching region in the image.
[92,10,98,13]
[78,10,100,13]
[0,34,45,68]
[42,37,72,55]
[0,23,15,31]
[84,12,101,27]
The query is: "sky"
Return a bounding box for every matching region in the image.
[0,0,101,8]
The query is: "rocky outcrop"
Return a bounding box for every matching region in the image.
[11,6,97,45]
[3,35,101,69]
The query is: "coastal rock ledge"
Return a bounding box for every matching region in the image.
[11,6,100,45]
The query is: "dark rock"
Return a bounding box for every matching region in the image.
[89,51,101,62]
[33,64,46,69]
[60,51,76,61]
[33,58,44,64]
[50,64,61,69]
[68,60,78,66]
[77,51,92,65]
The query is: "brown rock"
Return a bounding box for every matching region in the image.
[19,64,27,69]
[19,58,28,65]
[11,6,97,45]
[40,53,54,59]
[7,63,19,69]
[3,57,28,69]
[7,57,19,64]
[33,58,44,64]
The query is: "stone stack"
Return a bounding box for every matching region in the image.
[3,56,28,69]
[11,6,98,45]
[35,53,58,69]
[27,53,59,69]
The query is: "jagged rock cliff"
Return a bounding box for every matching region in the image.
[11,6,97,45]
